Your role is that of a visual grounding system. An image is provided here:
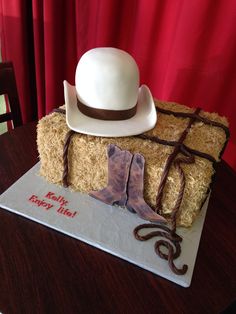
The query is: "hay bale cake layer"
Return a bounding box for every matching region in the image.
[37,100,228,227]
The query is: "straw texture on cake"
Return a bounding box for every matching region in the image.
[37,100,228,227]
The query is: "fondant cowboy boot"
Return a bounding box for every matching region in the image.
[126,153,167,223]
[89,144,133,206]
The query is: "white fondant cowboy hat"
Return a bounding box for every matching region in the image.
[64,47,157,137]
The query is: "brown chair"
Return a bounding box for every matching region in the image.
[0,61,23,128]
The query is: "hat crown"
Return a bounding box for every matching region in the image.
[75,48,139,110]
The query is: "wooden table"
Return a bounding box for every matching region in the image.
[0,122,235,314]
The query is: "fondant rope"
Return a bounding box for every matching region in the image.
[53,108,66,115]
[133,223,188,275]
[156,105,230,138]
[136,134,217,163]
[62,130,76,187]
[170,153,195,232]
[155,108,201,214]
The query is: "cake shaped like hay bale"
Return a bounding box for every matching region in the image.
[37,100,229,227]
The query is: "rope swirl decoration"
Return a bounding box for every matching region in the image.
[133,223,188,275]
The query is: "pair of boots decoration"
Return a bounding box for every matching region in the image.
[89,144,166,224]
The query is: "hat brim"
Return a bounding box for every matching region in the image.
[64,80,157,137]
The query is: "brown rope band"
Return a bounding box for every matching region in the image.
[133,223,188,275]
[62,130,76,187]
[170,153,195,232]
[155,108,201,217]
[156,105,230,138]
[53,108,66,115]
[136,134,217,163]
[52,108,76,187]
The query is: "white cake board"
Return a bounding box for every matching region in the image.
[0,162,209,287]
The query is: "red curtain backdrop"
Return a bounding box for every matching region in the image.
[0,0,236,170]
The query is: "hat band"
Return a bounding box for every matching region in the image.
[77,98,137,121]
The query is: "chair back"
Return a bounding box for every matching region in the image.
[0,61,23,128]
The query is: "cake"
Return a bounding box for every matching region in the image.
[37,100,229,227]
[37,48,229,274]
